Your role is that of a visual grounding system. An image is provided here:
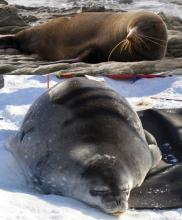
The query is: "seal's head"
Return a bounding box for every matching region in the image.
[128,12,168,60]
[70,154,133,215]
[120,12,168,61]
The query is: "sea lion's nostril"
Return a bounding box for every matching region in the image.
[126,28,137,41]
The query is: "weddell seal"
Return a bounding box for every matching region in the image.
[0,11,168,63]
[7,78,161,215]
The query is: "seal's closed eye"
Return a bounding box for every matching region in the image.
[90,189,112,196]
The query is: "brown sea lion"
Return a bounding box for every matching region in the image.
[0,11,168,63]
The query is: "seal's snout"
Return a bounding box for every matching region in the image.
[126,28,137,41]
[102,192,129,215]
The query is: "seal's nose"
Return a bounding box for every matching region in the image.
[126,28,137,41]
[111,199,128,216]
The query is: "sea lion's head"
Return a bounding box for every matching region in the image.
[70,154,134,215]
[120,12,168,61]
[108,11,168,62]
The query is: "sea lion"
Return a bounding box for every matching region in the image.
[0,11,168,63]
[7,78,161,215]
[129,108,182,209]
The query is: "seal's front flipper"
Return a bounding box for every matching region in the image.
[0,35,18,49]
[129,163,182,209]
[40,48,96,65]
[144,129,162,168]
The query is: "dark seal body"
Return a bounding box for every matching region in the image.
[8,78,160,215]
[0,11,168,63]
[129,108,182,209]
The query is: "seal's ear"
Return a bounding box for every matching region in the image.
[144,130,162,168]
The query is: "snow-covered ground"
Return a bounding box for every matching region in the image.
[0,75,182,220]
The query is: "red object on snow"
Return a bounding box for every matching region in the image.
[106,73,166,80]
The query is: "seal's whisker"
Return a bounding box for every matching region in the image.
[144,36,164,47]
[108,40,125,61]
[139,33,167,43]
[137,33,165,47]
[123,40,129,50]
[120,40,127,54]
[125,39,132,54]
[129,42,133,54]
[130,33,149,50]
[136,35,150,49]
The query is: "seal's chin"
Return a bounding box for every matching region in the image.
[112,211,125,217]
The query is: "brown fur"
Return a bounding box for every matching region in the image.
[0,11,168,63]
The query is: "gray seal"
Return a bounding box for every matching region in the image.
[8,78,161,215]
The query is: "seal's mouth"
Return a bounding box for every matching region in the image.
[101,197,128,216]
[126,27,149,52]
[107,28,137,61]
[112,211,125,217]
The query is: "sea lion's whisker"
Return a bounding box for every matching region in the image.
[125,39,132,54]
[137,33,165,47]
[123,40,129,50]
[139,33,167,43]
[137,36,150,49]
[120,39,128,53]
[128,42,132,54]
[131,33,149,50]
[108,40,125,61]
[144,36,164,47]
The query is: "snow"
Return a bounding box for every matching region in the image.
[0,74,182,220]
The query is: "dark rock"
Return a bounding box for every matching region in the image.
[0,0,8,5]
[118,0,133,3]
[171,0,182,5]
[167,30,182,57]
[0,75,4,89]
[162,0,182,5]
[159,12,182,31]
[82,6,121,12]
[21,15,38,23]
[0,5,28,34]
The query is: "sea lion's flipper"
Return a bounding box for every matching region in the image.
[0,35,18,49]
[40,48,95,65]
[129,163,182,209]
[144,129,162,168]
